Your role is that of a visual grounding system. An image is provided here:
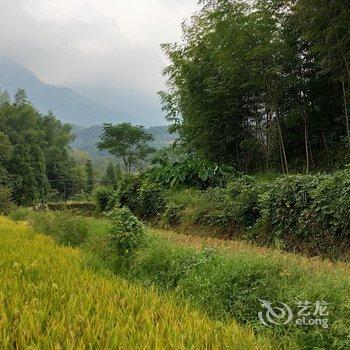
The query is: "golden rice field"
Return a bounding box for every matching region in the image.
[0,217,272,349]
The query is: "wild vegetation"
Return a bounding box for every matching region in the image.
[9,209,350,349]
[90,164,350,259]
[0,89,88,205]
[0,217,272,349]
[160,0,350,173]
[1,0,350,348]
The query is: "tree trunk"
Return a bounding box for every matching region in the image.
[235,142,242,172]
[322,127,329,153]
[342,78,350,142]
[279,139,285,174]
[276,112,289,174]
[304,113,309,173]
[267,88,289,174]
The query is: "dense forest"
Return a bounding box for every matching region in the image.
[160,0,350,173]
[0,89,88,205]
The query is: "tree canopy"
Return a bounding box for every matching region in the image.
[160,0,350,173]
[0,88,87,204]
[97,123,155,173]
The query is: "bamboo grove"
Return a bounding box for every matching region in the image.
[160,0,350,173]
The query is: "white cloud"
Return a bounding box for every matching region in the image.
[0,0,198,123]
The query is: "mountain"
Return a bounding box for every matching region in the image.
[71,83,165,126]
[0,56,121,126]
[71,125,177,158]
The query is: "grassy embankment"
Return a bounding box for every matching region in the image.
[0,216,273,349]
[9,209,350,349]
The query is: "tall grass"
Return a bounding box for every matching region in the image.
[0,217,271,349]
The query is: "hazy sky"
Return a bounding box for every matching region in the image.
[0,0,198,124]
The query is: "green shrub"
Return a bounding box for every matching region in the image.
[118,175,142,214]
[8,207,31,221]
[53,212,90,247]
[161,203,185,227]
[306,168,350,237]
[117,176,166,220]
[257,175,322,240]
[191,188,231,228]
[29,211,89,247]
[165,188,203,208]
[108,207,145,258]
[0,187,13,214]
[94,186,115,213]
[136,180,166,220]
[48,202,96,216]
[146,156,237,189]
[226,177,262,228]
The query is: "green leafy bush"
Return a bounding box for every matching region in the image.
[48,202,96,216]
[305,168,350,237]
[118,175,142,214]
[257,175,321,240]
[136,181,166,220]
[8,207,31,221]
[29,211,89,247]
[118,176,166,220]
[191,188,232,230]
[226,177,262,228]
[146,156,237,189]
[94,186,115,213]
[0,187,13,214]
[108,207,145,258]
[161,203,185,227]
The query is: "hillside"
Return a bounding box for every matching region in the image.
[0,56,120,126]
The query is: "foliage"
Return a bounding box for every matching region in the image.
[27,211,89,247]
[112,167,350,257]
[136,180,166,220]
[190,188,232,230]
[107,207,145,258]
[85,159,94,193]
[94,186,115,213]
[303,167,350,237]
[0,187,13,214]
[117,175,142,214]
[146,155,237,189]
[161,203,185,228]
[257,175,322,240]
[101,161,121,189]
[226,177,262,228]
[8,207,32,221]
[47,202,96,216]
[97,122,155,173]
[160,0,350,173]
[0,89,85,204]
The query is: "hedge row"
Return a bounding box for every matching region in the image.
[47,202,96,216]
[95,167,350,259]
